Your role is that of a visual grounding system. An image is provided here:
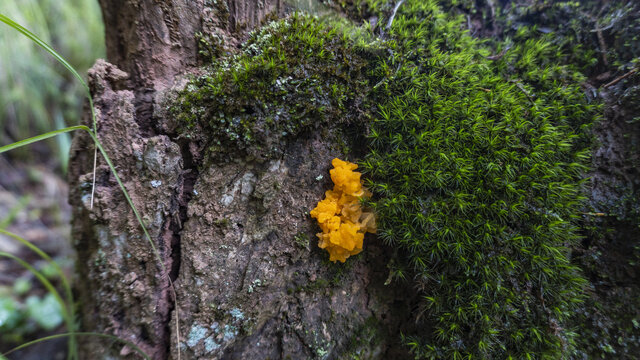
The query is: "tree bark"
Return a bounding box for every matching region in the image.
[69,1,411,359]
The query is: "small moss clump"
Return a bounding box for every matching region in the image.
[170,14,370,162]
[359,0,596,358]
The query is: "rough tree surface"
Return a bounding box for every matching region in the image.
[68,0,640,359]
[69,0,412,359]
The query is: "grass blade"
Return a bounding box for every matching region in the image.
[0,14,181,353]
[0,251,75,357]
[0,13,98,207]
[0,228,74,308]
[0,126,160,269]
[0,126,89,154]
[0,252,67,318]
[0,13,88,94]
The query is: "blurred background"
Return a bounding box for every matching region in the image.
[0,0,103,357]
[0,0,104,172]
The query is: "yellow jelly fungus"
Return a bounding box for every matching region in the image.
[310,158,376,263]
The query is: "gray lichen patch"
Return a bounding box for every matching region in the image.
[179,306,251,356]
[220,171,257,207]
[187,324,209,347]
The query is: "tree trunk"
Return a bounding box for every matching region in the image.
[68,1,411,359]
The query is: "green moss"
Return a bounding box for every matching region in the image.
[294,232,310,250]
[442,0,640,77]
[477,3,640,358]
[212,218,230,229]
[195,30,225,62]
[515,1,639,75]
[170,14,372,163]
[294,278,330,295]
[359,0,597,358]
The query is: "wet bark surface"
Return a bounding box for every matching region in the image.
[69,1,413,359]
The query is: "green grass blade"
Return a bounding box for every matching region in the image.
[1,12,179,358]
[0,126,162,266]
[84,114,182,360]
[0,249,77,359]
[0,125,164,273]
[0,228,74,300]
[0,13,88,94]
[0,126,89,154]
[86,133,163,268]
[0,252,67,317]
[2,332,151,360]
[0,13,97,210]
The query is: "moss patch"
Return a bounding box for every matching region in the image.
[359,0,596,358]
[170,14,372,163]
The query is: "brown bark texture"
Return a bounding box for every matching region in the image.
[68,1,412,359]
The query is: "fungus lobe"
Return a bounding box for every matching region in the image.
[310,158,376,262]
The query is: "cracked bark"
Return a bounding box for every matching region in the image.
[69,1,414,359]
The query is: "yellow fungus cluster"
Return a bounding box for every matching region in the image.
[310,158,376,262]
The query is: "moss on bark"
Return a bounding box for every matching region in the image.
[170,14,373,163]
